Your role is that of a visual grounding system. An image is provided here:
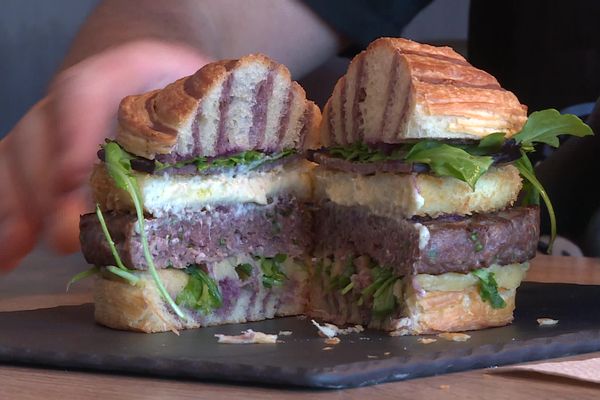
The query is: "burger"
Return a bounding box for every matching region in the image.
[307,38,591,334]
[77,54,320,332]
[75,38,591,335]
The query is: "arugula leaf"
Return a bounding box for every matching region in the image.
[69,203,142,290]
[105,265,141,286]
[66,267,99,291]
[259,254,288,288]
[156,149,296,172]
[466,132,506,155]
[103,142,187,320]
[472,268,506,309]
[95,204,128,271]
[330,256,355,292]
[515,152,557,252]
[372,276,399,317]
[358,266,400,317]
[235,263,253,281]
[328,142,404,163]
[405,141,494,189]
[513,109,593,149]
[176,266,222,314]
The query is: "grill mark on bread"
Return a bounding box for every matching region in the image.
[298,105,314,149]
[394,93,412,141]
[183,60,238,99]
[216,72,235,154]
[326,102,335,146]
[352,55,366,141]
[250,66,275,148]
[380,51,402,135]
[143,93,177,136]
[190,106,202,155]
[276,86,293,147]
[338,77,347,145]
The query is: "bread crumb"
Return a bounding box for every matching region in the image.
[389,329,410,337]
[278,330,293,336]
[215,329,277,344]
[322,347,333,351]
[440,384,450,390]
[417,337,437,344]
[311,320,339,338]
[339,325,365,335]
[311,320,364,338]
[324,337,341,345]
[438,332,471,342]
[537,318,559,326]
[367,355,378,359]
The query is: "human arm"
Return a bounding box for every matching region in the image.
[0,0,342,270]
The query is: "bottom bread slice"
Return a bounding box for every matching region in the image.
[308,255,528,334]
[94,255,309,333]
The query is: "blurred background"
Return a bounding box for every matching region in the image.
[1,0,599,255]
[1,0,472,138]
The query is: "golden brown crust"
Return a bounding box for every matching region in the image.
[402,285,516,334]
[94,271,192,333]
[321,37,528,144]
[115,54,321,159]
[117,91,178,159]
[90,163,133,212]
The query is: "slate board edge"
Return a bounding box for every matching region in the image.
[1,328,599,389]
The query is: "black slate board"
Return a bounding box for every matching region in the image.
[1,282,600,389]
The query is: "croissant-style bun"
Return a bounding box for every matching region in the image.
[117,54,320,159]
[320,37,527,146]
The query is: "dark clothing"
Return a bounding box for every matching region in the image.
[303,0,432,56]
[469,0,600,112]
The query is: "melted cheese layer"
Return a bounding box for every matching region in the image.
[91,160,314,216]
[314,165,522,218]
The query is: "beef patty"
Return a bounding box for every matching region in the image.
[313,202,539,275]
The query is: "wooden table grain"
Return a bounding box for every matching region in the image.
[1,250,599,399]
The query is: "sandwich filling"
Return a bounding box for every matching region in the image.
[79,141,312,328]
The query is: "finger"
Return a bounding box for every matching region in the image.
[45,189,89,255]
[4,99,54,220]
[0,142,39,271]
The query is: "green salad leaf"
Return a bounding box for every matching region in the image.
[472,268,506,309]
[95,204,128,271]
[330,256,355,292]
[328,142,404,163]
[358,266,400,318]
[235,263,253,281]
[513,109,593,150]
[176,265,223,314]
[405,141,494,189]
[105,265,140,285]
[466,132,506,155]
[103,142,187,320]
[156,149,296,172]
[515,152,557,252]
[66,267,99,291]
[259,254,288,288]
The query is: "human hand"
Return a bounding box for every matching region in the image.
[0,40,209,271]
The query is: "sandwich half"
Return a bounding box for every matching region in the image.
[308,38,557,334]
[79,54,320,332]
[76,39,591,335]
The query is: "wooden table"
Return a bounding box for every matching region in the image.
[1,250,599,399]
